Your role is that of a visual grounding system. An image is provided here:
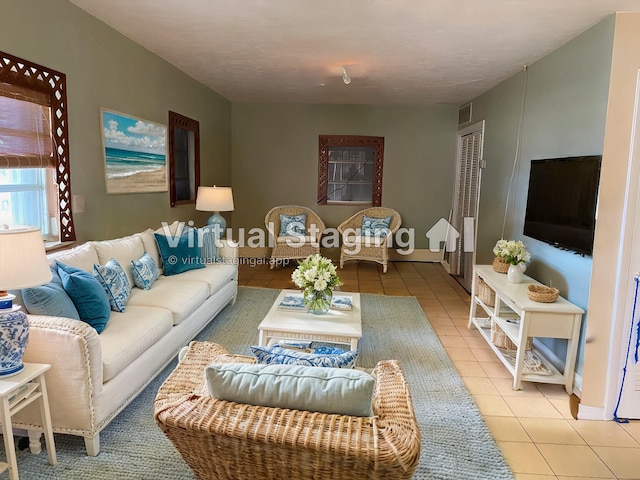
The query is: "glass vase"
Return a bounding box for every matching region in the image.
[306,291,331,315]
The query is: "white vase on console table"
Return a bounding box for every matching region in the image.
[507,263,526,284]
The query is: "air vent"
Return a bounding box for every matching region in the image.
[458,102,472,126]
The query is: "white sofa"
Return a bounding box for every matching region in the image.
[12,225,238,456]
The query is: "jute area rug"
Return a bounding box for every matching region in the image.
[13,286,514,479]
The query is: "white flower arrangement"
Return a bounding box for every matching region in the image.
[493,239,531,265]
[291,254,342,311]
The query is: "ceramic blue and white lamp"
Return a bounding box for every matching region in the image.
[195,186,234,237]
[0,225,52,377]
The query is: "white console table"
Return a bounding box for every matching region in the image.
[468,265,584,393]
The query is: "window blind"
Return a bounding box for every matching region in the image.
[0,82,54,168]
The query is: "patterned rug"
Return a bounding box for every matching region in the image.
[12,286,514,479]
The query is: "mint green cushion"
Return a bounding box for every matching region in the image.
[22,267,80,320]
[205,363,374,417]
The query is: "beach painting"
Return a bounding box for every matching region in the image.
[101,109,167,194]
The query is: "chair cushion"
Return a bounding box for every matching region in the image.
[205,363,374,417]
[22,267,80,320]
[93,258,131,312]
[56,261,111,333]
[279,213,306,236]
[361,214,392,238]
[250,344,358,368]
[131,252,160,290]
[275,235,315,244]
[154,229,205,276]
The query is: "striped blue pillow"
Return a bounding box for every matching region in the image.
[198,226,219,264]
[131,252,159,290]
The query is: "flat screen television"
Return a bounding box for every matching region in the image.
[523,155,601,255]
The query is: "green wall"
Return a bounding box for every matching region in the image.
[2,0,232,242]
[231,103,458,251]
[471,16,615,378]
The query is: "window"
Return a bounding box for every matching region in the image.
[168,111,200,207]
[317,135,384,206]
[0,51,75,241]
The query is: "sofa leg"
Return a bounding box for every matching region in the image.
[85,435,100,456]
[28,430,42,454]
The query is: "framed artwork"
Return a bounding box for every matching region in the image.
[101,109,168,194]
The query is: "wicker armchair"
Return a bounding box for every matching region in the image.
[337,207,402,273]
[155,341,421,480]
[264,205,326,268]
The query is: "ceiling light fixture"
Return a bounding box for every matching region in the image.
[342,66,351,85]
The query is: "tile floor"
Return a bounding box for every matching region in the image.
[238,259,640,480]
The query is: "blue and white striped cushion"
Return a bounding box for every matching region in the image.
[131,252,159,290]
[198,226,219,263]
[93,258,131,312]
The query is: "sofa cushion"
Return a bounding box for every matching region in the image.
[250,345,358,368]
[136,228,162,270]
[154,229,205,276]
[205,363,374,417]
[93,258,131,313]
[127,277,209,325]
[47,242,100,273]
[22,266,80,320]
[99,305,174,382]
[279,213,307,236]
[94,234,145,287]
[57,261,111,333]
[168,263,236,296]
[198,225,219,263]
[131,252,160,290]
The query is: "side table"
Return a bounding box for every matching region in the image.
[0,363,57,479]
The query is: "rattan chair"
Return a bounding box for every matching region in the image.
[264,205,326,268]
[337,207,402,273]
[155,341,421,480]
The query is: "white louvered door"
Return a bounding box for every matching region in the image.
[444,121,484,291]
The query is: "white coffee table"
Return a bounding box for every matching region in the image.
[258,289,362,350]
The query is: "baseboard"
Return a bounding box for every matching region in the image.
[578,404,611,420]
[238,246,442,263]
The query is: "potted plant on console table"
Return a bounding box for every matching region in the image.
[492,239,531,284]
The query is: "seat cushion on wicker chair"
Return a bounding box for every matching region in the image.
[205,363,374,416]
[250,344,358,368]
[275,235,315,244]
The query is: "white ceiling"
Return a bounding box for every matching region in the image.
[69,0,640,106]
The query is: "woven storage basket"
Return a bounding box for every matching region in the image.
[477,278,495,307]
[491,320,532,350]
[527,285,559,303]
[492,256,509,273]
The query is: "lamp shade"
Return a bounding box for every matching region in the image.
[196,186,234,213]
[0,225,52,291]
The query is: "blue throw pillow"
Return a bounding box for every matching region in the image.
[361,215,392,238]
[250,344,358,368]
[154,229,205,276]
[93,258,131,312]
[279,213,307,236]
[56,261,111,333]
[198,225,219,264]
[22,266,80,320]
[131,252,159,290]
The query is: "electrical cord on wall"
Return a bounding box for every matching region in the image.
[501,65,529,239]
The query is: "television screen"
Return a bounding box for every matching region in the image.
[523,155,601,255]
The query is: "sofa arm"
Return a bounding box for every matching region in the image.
[218,238,238,260]
[14,315,104,434]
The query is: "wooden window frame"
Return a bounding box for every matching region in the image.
[0,51,75,241]
[168,111,200,207]
[317,135,384,206]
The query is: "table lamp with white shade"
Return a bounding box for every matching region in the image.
[195,186,234,235]
[0,225,52,377]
